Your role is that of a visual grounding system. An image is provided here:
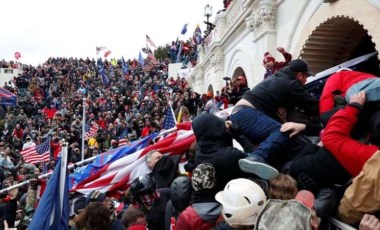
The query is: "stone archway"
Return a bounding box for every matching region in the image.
[231,67,248,88]
[207,84,214,96]
[299,16,380,76]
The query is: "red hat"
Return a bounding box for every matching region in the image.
[263,52,275,64]
[295,190,315,209]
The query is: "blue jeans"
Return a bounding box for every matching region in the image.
[230,106,289,160]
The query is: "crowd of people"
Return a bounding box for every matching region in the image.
[0,40,380,230]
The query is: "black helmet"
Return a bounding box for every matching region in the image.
[130,175,156,198]
[170,176,192,212]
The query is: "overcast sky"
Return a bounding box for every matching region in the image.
[0,0,223,66]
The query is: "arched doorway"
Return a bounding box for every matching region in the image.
[299,16,380,76]
[207,84,214,96]
[231,67,248,89]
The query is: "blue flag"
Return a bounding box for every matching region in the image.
[181,23,188,35]
[138,51,144,67]
[69,133,158,189]
[121,57,129,75]
[97,58,110,86]
[28,157,69,230]
[109,64,115,77]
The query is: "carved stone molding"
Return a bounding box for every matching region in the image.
[246,0,277,39]
[211,54,222,66]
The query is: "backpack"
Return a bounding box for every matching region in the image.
[255,199,314,230]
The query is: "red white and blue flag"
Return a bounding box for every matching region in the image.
[118,128,129,146]
[85,122,99,140]
[146,34,157,48]
[71,127,195,196]
[21,137,51,164]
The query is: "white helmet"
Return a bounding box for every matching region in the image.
[215,178,266,226]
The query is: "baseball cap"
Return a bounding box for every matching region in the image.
[289,59,313,76]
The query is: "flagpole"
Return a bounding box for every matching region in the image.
[81,97,86,161]
[0,127,181,194]
[0,154,98,194]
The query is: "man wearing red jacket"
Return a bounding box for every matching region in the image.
[319,70,376,115]
[322,91,380,224]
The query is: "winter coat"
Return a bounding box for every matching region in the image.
[176,202,221,230]
[192,114,249,193]
[319,70,375,115]
[242,67,319,121]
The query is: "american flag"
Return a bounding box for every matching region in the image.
[85,122,99,140]
[162,105,177,130]
[148,53,158,65]
[146,34,157,48]
[118,128,128,146]
[21,137,51,164]
[96,46,107,55]
[71,127,196,196]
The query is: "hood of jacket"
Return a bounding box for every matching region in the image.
[192,113,233,151]
[192,202,222,223]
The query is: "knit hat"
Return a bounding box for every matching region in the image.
[191,163,216,192]
[263,52,275,64]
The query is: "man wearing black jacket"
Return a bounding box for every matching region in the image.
[230,59,319,180]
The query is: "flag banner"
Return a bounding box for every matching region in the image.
[162,105,177,130]
[28,154,69,230]
[71,128,195,196]
[121,57,129,75]
[85,122,99,140]
[97,58,110,86]
[69,133,157,189]
[104,50,111,58]
[146,34,157,48]
[21,137,51,164]
[181,23,188,35]
[109,63,115,77]
[118,128,129,146]
[148,53,158,65]
[0,87,17,106]
[14,51,21,60]
[177,106,183,123]
[96,46,107,55]
[138,51,144,67]
[193,24,203,45]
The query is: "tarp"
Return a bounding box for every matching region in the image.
[306,52,378,97]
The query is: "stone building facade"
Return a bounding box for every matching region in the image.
[189,0,380,94]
